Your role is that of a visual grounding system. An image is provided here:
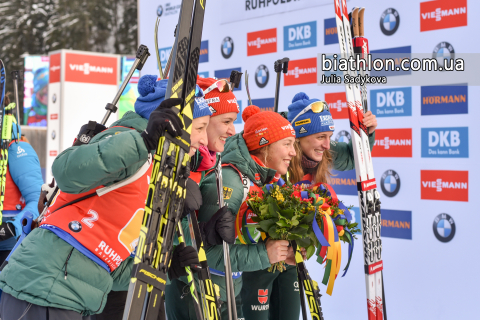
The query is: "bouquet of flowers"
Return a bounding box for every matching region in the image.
[246,178,359,295]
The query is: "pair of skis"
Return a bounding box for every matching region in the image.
[123,1,226,320]
[333,1,385,319]
[0,64,21,224]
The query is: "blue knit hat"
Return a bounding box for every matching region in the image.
[287,92,335,138]
[135,75,212,120]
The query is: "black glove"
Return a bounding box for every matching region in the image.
[141,98,184,151]
[182,178,202,219]
[0,223,15,241]
[168,243,201,280]
[200,206,236,247]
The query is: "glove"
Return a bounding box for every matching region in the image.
[141,98,184,151]
[0,223,15,241]
[168,243,201,280]
[200,206,236,247]
[38,178,56,214]
[182,178,202,219]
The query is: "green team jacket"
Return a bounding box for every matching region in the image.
[196,131,375,302]
[0,112,150,316]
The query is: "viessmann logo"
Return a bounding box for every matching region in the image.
[284,58,317,86]
[421,170,468,202]
[247,28,277,56]
[69,63,113,75]
[372,128,412,157]
[325,92,348,119]
[420,0,467,32]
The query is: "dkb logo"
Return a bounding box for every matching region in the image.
[284,21,317,51]
[421,127,468,158]
[370,87,412,117]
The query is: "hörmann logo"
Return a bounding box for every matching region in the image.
[420,0,467,32]
[324,17,338,45]
[284,58,317,86]
[325,92,348,119]
[421,84,467,115]
[370,87,412,117]
[247,28,277,56]
[381,209,412,240]
[421,170,468,202]
[199,40,209,63]
[372,128,412,157]
[421,127,468,158]
[284,21,317,51]
[329,169,356,195]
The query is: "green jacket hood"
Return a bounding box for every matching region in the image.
[222,132,276,186]
[109,111,148,132]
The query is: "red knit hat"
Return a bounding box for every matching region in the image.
[197,76,240,117]
[242,105,296,151]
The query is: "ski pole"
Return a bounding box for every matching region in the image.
[10,71,21,141]
[215,153,237,320]
[244,70,253,106]
[155,17,164,80]
[273,58,289,113]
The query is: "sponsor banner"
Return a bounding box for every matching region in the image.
[421,127,468,158]
[420,0,467,32]
[329,169,357,196]
[252,98,274,112]
[381,209,412,240]
[199,40,209,63]
[220,0,329,24]
[372,128,412,157]
[421,170,468,202]
[421,84,468,115]
[284,58,317,86]
[247,28,277,56]
[158,46,172,70]
[370,87,412,117]
[214,67,242,91]
[49,53,61,83]
[255,65,269,88]
[284,21,317,51]
[234,100,243,124]
[65,53,118,85]
[324,17,338,45]
[380,8,400,36]
[370,46,411,77]
[221,37,235,59]
[325,92,348,119]
[381,169,401,197]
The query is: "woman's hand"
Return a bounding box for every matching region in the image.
[363,111,377,133]
[266,239,289,264]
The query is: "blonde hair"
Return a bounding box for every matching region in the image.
[250,145,270,166]
[288,140,333,184]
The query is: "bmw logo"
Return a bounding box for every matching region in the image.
[433,42,455,70]
[69,221,82,233]
[433,213,455,243]
[335,130,351,143]
[52,94,56,103]
[380,8,400,36]
[16,204,22,210]
[380,169,400,197]
[51,130,56,140]
[221,37,234,59]
[255,65,269,88]
[157,5,163,17]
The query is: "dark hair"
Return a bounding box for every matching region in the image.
[3,92,11,106]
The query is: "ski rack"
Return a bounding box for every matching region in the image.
[334,1,384,319]
[123,0,209,319]
[273,57,289,113]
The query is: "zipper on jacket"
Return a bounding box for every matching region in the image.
[63,248,74,280]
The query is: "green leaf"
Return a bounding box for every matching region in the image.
[259,219,276,232]
[276,220,288,227]
[280,209,295,219]
[299,211,315,224]
[306,245,316,260]
[268,225,279,238]
[251,216,261,223]
[296,237,311,248]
